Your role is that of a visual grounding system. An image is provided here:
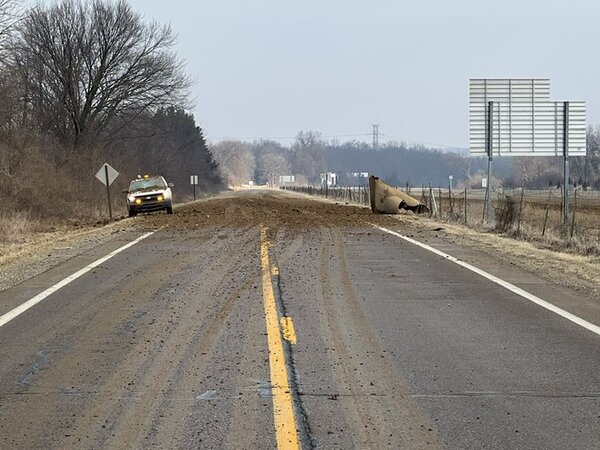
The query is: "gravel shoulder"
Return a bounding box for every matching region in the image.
[0,220,137,292]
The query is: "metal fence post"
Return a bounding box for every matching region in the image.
[464,187,468,224]
[570,188,577,238]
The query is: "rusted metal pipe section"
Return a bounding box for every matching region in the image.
[369,175,429,214]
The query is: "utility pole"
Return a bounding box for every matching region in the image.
[371,124,380,150]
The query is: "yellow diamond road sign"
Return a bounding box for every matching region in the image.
[95,163,119,186]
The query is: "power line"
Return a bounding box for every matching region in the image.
[206,130,468,151]
[206,133,372,141]
[382,134,468,151]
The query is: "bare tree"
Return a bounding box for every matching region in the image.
[11,0,190,151]
[210,140,255,186]
[249,139,291,185]
[461,156,473,180]
[513,156,557,187]
[258,152,290,186]
[0,0,21,51]
[291,130,325,182]
[572,126,600,188]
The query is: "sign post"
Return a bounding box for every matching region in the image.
[104,165,112,219]
[95,163,119,220]
[486,101,493,224]
[190,175,198,201]
[562,101,569,224]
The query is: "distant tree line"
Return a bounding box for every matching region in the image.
[0,0,223,220]
[213,132,512,189]
[213,127,600,191]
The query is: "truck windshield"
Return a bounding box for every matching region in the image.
[129,178,166,191]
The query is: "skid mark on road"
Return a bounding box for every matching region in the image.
[59,228,258,449]
[373,224,600,337]
[108,230,259,448]
[315,226,442,449]
[17,351,49,387]
[260,225,301,450]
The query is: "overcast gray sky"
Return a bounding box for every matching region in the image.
[126,0,599,148]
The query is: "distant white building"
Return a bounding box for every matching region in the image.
[320,172,337,187]
[279,175,295,184]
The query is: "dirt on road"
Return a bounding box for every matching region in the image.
[138,190,599,298]
[1,189,598,298]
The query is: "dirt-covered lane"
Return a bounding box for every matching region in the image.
[0,225,277,449]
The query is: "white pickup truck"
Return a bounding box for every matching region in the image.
[125,175,174,217]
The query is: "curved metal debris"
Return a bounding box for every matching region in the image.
[369,176,429,214]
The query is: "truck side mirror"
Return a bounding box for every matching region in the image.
[168,183,175,187]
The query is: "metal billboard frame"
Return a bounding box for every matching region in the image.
[469,78,587,224]
[470,100,586,157]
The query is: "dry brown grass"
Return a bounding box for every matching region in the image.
[0,216,133,269]
[0,211,41,245]
[412,215,600,297]
[433,192,600,257]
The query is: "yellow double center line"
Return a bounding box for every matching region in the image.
[259,225,301,450]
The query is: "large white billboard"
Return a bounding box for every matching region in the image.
[469,79,586,156]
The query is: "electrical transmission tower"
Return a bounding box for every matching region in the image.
[371,124,380,149]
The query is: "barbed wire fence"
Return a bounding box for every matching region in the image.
[281,184,600,255]
[282,185,370,207]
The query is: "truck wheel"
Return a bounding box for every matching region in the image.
[128,209,137,217]
[166,205,173,215]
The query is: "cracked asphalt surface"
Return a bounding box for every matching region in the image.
[0,189,598,449]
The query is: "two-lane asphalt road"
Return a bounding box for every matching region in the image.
[0,190,598,449]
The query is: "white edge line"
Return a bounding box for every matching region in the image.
[0,231,155,328]
[372,224,600,337]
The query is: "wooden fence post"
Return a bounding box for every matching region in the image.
[464,187,468,225]
[517,188,525,234]
[570,189,578,238]
[542,190,551,236]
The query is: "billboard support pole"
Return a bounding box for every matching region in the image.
[562,101,569,225]
[486,101,493,225]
